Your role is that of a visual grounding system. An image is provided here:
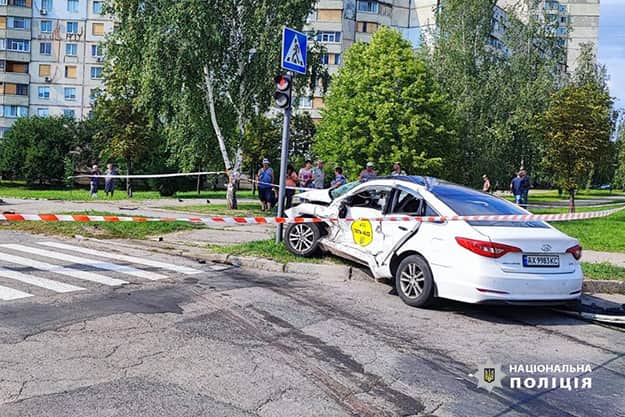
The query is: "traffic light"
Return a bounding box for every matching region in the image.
[274,74,293,110]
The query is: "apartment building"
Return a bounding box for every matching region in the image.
[0,0,113,137]
[302,0,600,119]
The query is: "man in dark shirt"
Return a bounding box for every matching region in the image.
[510,170,530,208]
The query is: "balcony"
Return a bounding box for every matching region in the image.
[0,6,33,18]
[0,71,29,84]
[0,94,29,106]
[0,29,32,39]
[0,51,30,61]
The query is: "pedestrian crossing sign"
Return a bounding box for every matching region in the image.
[281,26,307,75]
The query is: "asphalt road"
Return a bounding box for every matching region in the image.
[0,230,623,417]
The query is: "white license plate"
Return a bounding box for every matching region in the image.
[523,255,560,267]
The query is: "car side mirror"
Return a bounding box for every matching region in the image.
[338,201,348,218]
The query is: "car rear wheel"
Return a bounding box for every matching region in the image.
[284,222,321,257]
[395,255,434,308]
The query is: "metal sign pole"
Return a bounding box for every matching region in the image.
[275,83,292,243]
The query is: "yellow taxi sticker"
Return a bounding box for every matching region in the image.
[351,219,373,247]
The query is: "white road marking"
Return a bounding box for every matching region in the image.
[39,241,203,275]
[0,267,84,293]
[0,252,127,286]
[1,245,167,281]
[0,285,32,301]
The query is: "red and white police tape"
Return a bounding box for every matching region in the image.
[1,205,624,224]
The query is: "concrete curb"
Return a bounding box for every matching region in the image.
[583,280,625,294]
[84,237,625,293]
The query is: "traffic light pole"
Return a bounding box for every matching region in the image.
[275,100,292,243]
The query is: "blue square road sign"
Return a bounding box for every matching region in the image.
[281,27,307,75]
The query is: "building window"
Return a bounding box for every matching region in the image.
[6,39,30,52]
[10,0,28,6]
[38,86,50,99]
[65,43,77,56]
[65,65,77,78]
[557,27,567,36]
[4,105,28,118]
[63,109,75,118]
[93,0,103,14]
[41,0,53,10]
[91,44,103,57]
[316,9,342,22]
[37,108,49,117]
[321,53,329,65]
[0,61,4,71]
[334,53,341,65]
[67,0,78,12]
[40,42,52,55]
[8,17,31,30]
[315,31,341,43]
[67,22,78,34]
[90,66,102,79]
[64,87,76,101]
[92,22,105,36]
[0,127,9,138]
[40,20,52,33]
[39,64,51,77]
[16,84,28,96]
[298,96,312,109]
[356,21,378,33]
[357,0,378,13]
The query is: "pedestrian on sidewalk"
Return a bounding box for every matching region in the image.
[312,160,325,189]
[390,162,406,176]
[299,160,314,188]
[330,167,347,189]
[257,158,274,211]
[510,170,530,207]
[104,163,118,198]
[285,164,298,209]
[89,164,101,199]
[482,174,491,193]
[359,162,377,182]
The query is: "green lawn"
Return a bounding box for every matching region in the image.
[2,211,202,239]
[161,203,268,217]
[502,189,625,204]
[582,262,625,281]
[208,239,348,265]
[0,181,254,201]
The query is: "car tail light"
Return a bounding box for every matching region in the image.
[455,237,521,259]
[566,244,582,260]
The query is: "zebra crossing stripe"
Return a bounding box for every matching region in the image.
[38,242,203,275]
[1,244,167,281]
[0,252,127,286]
[0,267,84,293]
[0,284,32,301]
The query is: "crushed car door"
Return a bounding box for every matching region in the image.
[375,187,429,266]
[332,185,392,263]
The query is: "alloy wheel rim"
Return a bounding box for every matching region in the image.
[288,224,314,253]
[399,263,425,299]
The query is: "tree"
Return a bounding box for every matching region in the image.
[427,0,566,186]
[105,0,326,208]
[314,27,456,179]
[93,95,155,197]
[0,116,77,184]
[538,83,614,211]
[613,117,625,190]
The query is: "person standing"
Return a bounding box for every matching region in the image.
[104,163,119,198]
[482,174,491,193]
[510,171,525,206]
[257,158,274,211]
[89,164,101,199]
[284,164,299,209]
[299,160,314,188]
[330,167,347,189]
[359,162,377,181]
[312,160,325,189]
[390,162,406,176]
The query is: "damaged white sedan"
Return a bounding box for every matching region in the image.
[284,176,583,308]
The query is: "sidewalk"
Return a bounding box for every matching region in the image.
[583,250,625,267]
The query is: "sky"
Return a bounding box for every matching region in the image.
[598,0,625,107]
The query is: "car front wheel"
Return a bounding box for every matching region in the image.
[284,222,321,257]
[395,254,435,308]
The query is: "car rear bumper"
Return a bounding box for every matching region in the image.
[433,264,584,304]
